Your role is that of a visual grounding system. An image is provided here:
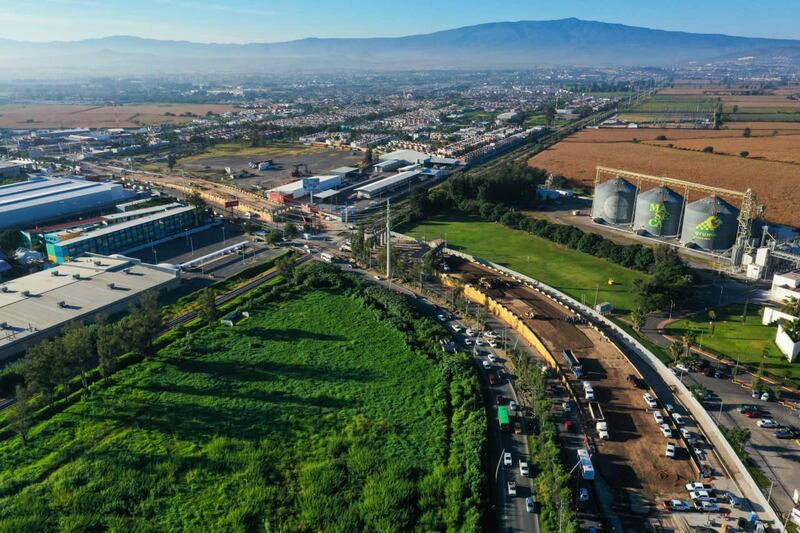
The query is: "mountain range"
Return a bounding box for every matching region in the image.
[2,18,799,78]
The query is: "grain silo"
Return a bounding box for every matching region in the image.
[680,196,739,251]
[633,186,684,237]
[592,177,637,225]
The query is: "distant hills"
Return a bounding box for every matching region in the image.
[2,18,799,78]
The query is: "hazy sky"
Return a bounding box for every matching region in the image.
[2,0,798,43]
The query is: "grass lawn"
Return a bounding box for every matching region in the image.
[0,285,480,531]
[665,303,798,381]
[403,213,647,313]
[180,142,322,163]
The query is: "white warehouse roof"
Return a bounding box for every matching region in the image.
[355,170,422,197]
[0,254,179,358]
[268,175,342,199]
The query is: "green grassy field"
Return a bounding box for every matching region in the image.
[665,304,798,381]
[631,95,715,112]
[0,283,482,531]
[404,214,647,313]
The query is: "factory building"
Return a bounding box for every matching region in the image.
[45,205,204,264]
[267,175,342,204]
[355,170,423,199]
[375,150,460,174]
[0,176,135,230]
[0,254,179,360]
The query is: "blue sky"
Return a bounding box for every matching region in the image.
[1,0,798,43]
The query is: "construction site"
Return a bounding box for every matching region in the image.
[444,256,706,527]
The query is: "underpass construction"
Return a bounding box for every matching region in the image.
[444,256,697,527]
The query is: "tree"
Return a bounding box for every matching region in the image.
[62,321,94,394]
[23,342,58,407]
[722,425,751,457]
[740,151,749,158]
[781,297,800,317]
[0,229,24,256]
[186,190,208,211]
[630,306,646,332]
[544,104,556,126]
[197,288,218,326]
[277,255,296,280]
[668,339,683,364]
[742,127,751,137]
[95,315,120,383]
[708,310,717,335]
[283,223,298,239]
[7,384,34,445]
[681,331,697,361]
[362,147,374,167]
[167,153,177,170]
[125,291,162,357]
[267,230,283,245]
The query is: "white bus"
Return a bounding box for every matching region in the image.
[320,252,336,263]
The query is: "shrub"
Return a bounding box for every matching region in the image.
[655,135,667,141]
[740,151,749,158]
[702,146,714,153]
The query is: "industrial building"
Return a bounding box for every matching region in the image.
[0,254,179,359]
[0,159,34,179]
[267,175,342,203]
[355,170,423,199]
[0,176,135,230]
[770,270,800,303]
[375,149,460,173]
[45,205,204,264]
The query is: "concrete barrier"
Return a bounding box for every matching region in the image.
[444,248,784,530]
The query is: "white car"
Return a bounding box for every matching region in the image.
[503,452,512,466]
[667,499,691,512]
[761,392,771,402]
[660,424,673,438]
[672,413,686,426]
[509,400,518,411]
[665,442,676,458]
[464,338,473,346]
[653,412,664,424]
[643,393,658,408]
[757,419,779,428]
[482,361,491,370]
[689,490,716,502]
[451,325,462,333]
[507,480,517,496]
[676,363,690,373]
[436,314,447,322]
[686,482,713,492]
[519,460,529,477]
[680,427,691,439]
[665,403,675,413]
[488,340,499,348]
[484,331,498,339]
[562,402,572,413]
[465,328,475,336]
[475,338,485,346]
[487,354,497,363]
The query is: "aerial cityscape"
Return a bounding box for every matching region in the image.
[1,1,800,531]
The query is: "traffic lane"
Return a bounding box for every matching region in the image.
[683,370,800,511]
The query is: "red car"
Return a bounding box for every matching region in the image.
[744,410,765,418]
[496,395,506,405]
[564,420,574,431]
[488,373,497,385]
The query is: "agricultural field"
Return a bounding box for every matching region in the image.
[665,304,798,382]
[403,213,647,313]
[528,127,800,227]
[0,271,484,531]
[0,103,235,129]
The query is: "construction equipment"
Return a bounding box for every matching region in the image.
[291,163,311,178]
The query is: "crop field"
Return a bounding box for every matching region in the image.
[403,213,647,313]
[528,128,800,227]
[0,276,484,531]
[665,304,797,382]
[0,103,235,129]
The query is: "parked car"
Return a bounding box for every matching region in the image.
[672,413,686,426]
[579,488,590,502]
[482,361,491,370]
[660,424,673,438]
[487,354,497,363]
[686,482,713,492]
[463,338,473,346]
[526,496,536,513]
[738,404,759,413]
[774,427,797,439]
[484,330,498,339]
[488,373,497,385]
[507,480,517,496]
[695,501,720,512]
[761,392,771,402]
[744,409,765,418]
[519,460,529,477]
[436,314,447,322]
[665,442,676,458]
[488,340,499,348]
[503,452,512,466]
[451,324,462,333]
[726,492,743,508]
[509,400,518,411]
[653,412,664,424]
[689,490,716,502]
[757,419,779,429]
[496,395,506,405]
[676,363,690,373]
[665,403,675,413]
[465,328,475,337]
[643,393,658,408]
[663,499,691,511]
[562,401,572,413]
[514,422,523,435]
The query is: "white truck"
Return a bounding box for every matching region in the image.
[588,401,609,439]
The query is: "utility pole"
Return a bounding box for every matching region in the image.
[385,199,392,282]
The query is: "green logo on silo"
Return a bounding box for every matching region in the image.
[648,203,669,230]
[694,215,723,240]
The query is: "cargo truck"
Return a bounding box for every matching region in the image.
[588,401,609,439]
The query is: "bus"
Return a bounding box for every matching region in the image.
[498,406,510,432]
[563,349,584,379]
[577,448,595,480]
[320,252,336,263]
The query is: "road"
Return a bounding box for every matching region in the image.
[347,269,538,532]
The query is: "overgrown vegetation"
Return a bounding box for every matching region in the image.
[0,263,486,531]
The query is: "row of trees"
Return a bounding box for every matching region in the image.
[7,291,163,445]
